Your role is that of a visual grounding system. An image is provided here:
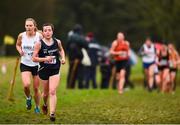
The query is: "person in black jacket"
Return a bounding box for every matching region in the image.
[84,32,101,89]
[99,46,112,89]
[66,24,88,89]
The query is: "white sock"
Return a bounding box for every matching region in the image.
[26,96,31,100]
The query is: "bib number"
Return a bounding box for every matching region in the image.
[160,59,168,66]
[44,56,56,64]
[119,51,128,58]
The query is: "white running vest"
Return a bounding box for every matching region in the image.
[142,44,156,63]
[21,32,41,66]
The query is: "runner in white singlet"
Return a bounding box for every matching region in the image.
[16,18,42,113]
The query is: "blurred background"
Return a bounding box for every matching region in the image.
[0,1,180,123]
[0,0,180,56]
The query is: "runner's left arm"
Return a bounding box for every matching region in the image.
[57,40,66,64]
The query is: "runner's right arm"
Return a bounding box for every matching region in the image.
[16,33,24,56]
[110,40,120,55]
[32,41,53,62]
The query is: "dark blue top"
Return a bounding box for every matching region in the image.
[38,38,60,69]
[87,39,101,66]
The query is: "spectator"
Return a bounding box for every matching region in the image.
[84,32,101,89]
[66,24,88,89]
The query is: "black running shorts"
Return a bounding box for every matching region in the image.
[170,68,177,73]
[38,67,60,80]
[20,63,38,76]
[115,60,128,72]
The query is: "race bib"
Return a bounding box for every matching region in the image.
[119,51,128,58]
[44,56,56,64]
[169,61,173,67]
[160,59,168,66]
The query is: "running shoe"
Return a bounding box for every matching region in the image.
[42,104,48,115]
[26,96,32,110]
[50,113,56,122]
[34,106,40,114]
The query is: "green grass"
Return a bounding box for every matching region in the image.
[0,57,180,124]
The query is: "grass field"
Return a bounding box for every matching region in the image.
[0,57,180,124]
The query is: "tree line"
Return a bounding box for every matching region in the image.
[0,0,180,54]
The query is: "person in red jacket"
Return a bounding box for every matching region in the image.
[110,32,130,94]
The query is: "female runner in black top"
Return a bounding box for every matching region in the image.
[33,23,65,121]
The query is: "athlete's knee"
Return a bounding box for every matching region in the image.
[156,78,161,85]
[33,87,39,94]
[119,70,125,77]
[49,89,56,96]
[42,92,48,98]
[24,84,30,90]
